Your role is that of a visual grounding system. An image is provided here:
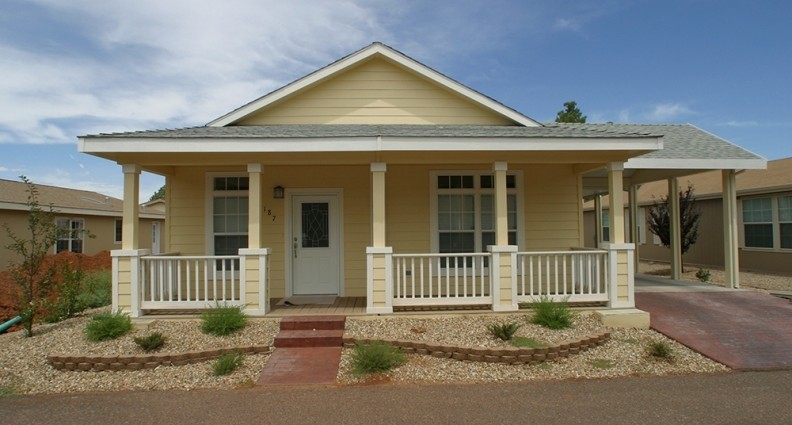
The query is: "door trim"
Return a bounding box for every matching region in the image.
[284,188,344,297]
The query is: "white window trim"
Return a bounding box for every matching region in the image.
[429,170,524,255]
[54,217,85,254]
[739,194,792,252]
[204,172,249,257]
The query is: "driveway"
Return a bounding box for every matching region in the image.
[635,275,792,370]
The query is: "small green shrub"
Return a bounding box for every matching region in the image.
[43,264,87,323]
[212,352,244,376]
[201,303,247,336]
[85,311,132,341]
[78,270,112,308]
[487,321,521,341]
[351,342,406,375]
[648,341,674,360]
[622,337,639,345]
[0,385,15,397]
[590,359,614,369]
[528,296,576,330]
[134,332,166,352]
[695,268,711,283]
[510,336,547,349]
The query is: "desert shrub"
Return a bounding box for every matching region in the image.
[528,296,575,330]
[43,264,86,323]
[695,268,711,283]
[78,270,112,308]
[201,303,247,336]
[510,336,547,348]
[85,311,132,341]
[351,342,406,375]
[487,321,521,341]
[648,341,674,360]
[134,332,166,352]
[212,352,244,376]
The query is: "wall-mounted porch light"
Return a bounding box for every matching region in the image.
[273,185,284,199]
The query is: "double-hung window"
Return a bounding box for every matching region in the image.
[211,176,249,268]
[780,196,792,249]
[55,218,85,253]
[434,172,519,264]
[742,198,773,248]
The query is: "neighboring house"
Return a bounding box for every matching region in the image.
[584,157,792,274]
[0,179,165,270]
[77,42,764,322]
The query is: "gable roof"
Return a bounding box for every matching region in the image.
[0,179,164,218]
[207,42,541,128]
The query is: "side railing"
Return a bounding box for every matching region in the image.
[515,249,609,303]
[139,255,245,309]
[392,253,492,306]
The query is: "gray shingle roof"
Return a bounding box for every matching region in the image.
[83,124,659,139]
[548,123,763,161]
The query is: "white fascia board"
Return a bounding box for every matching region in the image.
[79,136,662,153]
[207,44,540,128]
[626,157,767,170]
[0,201,163,219]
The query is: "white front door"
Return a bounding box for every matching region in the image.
[291,194,340,295]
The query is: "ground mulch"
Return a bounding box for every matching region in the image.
[0,251,111,326]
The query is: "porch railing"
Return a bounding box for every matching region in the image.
[392,253,492,306]
[139,255,245,309]
[515,249,608,303]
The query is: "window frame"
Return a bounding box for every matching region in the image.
[204,173,250,259]
[54,217,85,254]
[114,218,122,244]
[429,170,524,258]
[739,193,792,251]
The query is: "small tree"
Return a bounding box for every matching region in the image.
[149,185,165,202]
[647,184,701,272]
[555,101,587,123]
[2,177,64,336]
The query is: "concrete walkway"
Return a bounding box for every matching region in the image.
[635,274,792,370]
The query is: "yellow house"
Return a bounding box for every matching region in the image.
[0,179,164,271]
[78,43,764,322]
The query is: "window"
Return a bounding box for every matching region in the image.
[601,211,610,243]
[742,198,773,248]
[114,219,122,244]
[433,172,520,263]
[56,218,85,253]
[211,176,249,266]
[780,196,792,249]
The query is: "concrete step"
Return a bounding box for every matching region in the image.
[274,329,344,348]
[279,315,346,331]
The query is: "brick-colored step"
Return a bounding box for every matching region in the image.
[279,315,346,331]
[274,329,344,348]
[256,347,342,386]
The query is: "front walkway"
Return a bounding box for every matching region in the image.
[635,275,792,370]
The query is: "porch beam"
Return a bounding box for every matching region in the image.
[669,177,682,279]
[371,163,387,247]
[722,170,740,288]
[121,164,140,250]
[607,163,625,244]
[247,163,263,249]
[493,161,509,245]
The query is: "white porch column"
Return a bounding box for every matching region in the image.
[121,164,141,250]
[493,161,509,245]
[247,164,263,249]
[629,185,640,271]
[608,163,625,244]
[594,194,604,245]
[367,163,393,314]
[669,177,682,279]
[722,170,740,288]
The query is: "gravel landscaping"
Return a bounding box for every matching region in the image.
[640,261,792,292]
[338,313,728,385]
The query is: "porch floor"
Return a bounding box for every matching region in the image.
[268,297,367,316]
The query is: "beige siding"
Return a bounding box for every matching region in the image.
[0,209,161,271]
[238,58,514,126]
[522,165,582,250]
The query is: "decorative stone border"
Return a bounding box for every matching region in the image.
[47,345,272,372]
[343,332,610,364]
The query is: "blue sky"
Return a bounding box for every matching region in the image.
[1,0,789,199]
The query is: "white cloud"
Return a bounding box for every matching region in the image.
[721,120,759,127]
[645,103,695,121]
[554,18,581,32]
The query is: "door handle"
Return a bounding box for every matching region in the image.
[293,239,298,258]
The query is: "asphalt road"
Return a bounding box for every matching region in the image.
[3,371,791,424]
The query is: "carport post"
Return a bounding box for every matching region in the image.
[629,185,640,271]
[669,177,682,280]
[722,170,740,288]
